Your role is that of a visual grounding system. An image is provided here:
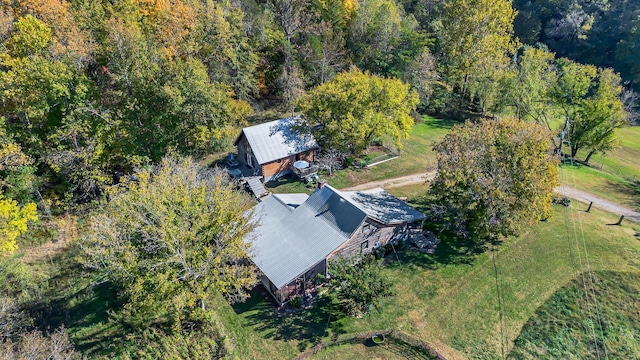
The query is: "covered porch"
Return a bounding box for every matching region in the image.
[259,259,327,306]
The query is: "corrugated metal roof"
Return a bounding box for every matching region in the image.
[247,186,366,289]
[340,187,427,225]
[237,117,319,165]
[272,193,309,210]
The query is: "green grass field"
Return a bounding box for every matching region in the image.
[508,270,640,359]
[576,125,640,181]
[327,116,455,189]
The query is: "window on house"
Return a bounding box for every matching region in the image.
[277,159,282,163]
[360,241,369,254]
[362,223,372,235]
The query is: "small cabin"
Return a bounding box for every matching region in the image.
[233,117,319,182]
[246,184,426,305]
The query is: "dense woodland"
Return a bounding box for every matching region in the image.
[0,0,638,358]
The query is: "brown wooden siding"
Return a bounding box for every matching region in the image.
[328,219,398,259]
[262,158,292,178]
[261,150,316,178]
[279,259,326,303]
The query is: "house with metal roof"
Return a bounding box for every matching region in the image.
[233,117,319,182]
[247,183,426,305]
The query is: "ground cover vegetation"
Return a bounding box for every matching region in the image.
[508,270,640,359]
[0,0,639,358]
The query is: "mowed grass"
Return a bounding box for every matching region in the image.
[576,125,640,181]
[509,270,640,359]
[216,193,640,359]
[310,342,409,360]
[327,116,455,189]
[560,163,640,212]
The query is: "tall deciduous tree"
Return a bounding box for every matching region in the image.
[568,68,629,162]
[435,0,518,113]
[551,59,628,161]
[297,67,418,156]
[82,157,256,328]
[501,47,558,126]
[428,117,559,243]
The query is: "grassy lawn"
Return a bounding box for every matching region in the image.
[575,125,640,182]
[264,174,316,195]
[509,270,640,359]
[560,163,640,212]
[326,116,455,189]
[214,195,640,359]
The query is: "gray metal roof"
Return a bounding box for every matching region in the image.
[246,185,425,289]
[340,187,427,225]
[272,193,309,210]
[247,186,366,289]
[235,117,319,165]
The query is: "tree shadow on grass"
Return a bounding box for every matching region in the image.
[387,234,486,274]
[23,243,126,356]
[233,285,346,351]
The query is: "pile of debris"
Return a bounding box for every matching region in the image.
[410,231,440,254]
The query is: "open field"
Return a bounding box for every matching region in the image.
[508,270,640,359]
[576,125,640,182]
[212,197,640,359]
[327,116,455,189]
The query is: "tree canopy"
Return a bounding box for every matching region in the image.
[82,157,256,328]
[326,256,393,317]
[428,117,560,243]
[297,67,418,156]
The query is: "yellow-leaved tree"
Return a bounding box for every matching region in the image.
[0,195,37,254]
[298,67,418,156]
[1,119,37,254]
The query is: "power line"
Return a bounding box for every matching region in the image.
[565,147,609,359]
[562,119,608,359]
[491,244,506,360]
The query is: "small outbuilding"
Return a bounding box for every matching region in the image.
[233,117,319,182]
[246,184,426,305]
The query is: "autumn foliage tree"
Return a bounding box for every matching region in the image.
[0,120,36,254]
[82,157,256,329]
[297,67,418,156]
[428,117,560,244]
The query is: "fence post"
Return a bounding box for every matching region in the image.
[614,215,624,226]
[586,202,593,213]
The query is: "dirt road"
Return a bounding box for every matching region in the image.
[342,171,640,224]
[342,171,437,191]
[559,185,640,223]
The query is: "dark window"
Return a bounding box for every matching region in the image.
[277,159,282,163]
[360,241,369,254]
